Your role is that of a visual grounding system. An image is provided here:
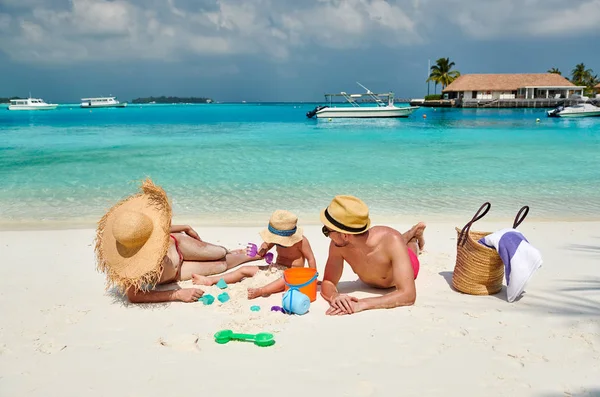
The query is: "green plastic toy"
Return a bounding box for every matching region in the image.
[216,278,228,289]
[214,330,275,347]
[199,294,215,305]
[217,292,230,303]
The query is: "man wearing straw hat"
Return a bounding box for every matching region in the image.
[95,178,260,303]
[320,195,425,315]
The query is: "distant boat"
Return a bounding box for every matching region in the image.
[547,95,600,118]
[8,97,58,111]
[306,82,420,119]
[80,96,127,108]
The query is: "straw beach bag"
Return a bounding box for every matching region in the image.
[452,202,529,295]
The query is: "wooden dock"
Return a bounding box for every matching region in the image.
[457,98,599,108]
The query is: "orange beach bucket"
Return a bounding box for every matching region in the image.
[283,268,318,302]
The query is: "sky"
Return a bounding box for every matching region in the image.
[0,0,599,102]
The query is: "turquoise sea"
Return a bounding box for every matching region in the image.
[1,103,599,228]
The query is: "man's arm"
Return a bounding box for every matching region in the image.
[301,237,317,269]
[322,245,359,315]
[356,237,416,312]
[320,242,344,302]
[126,287,203,303]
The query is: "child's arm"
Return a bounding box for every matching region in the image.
[301,237,317,269]
[256,242,275,257]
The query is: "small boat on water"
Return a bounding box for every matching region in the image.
[306,82,420,119]
[80,96,127,108]
[7,97,58,111]
[547,95,600,118]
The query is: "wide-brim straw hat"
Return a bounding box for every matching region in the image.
[320,195,371,234]
[259,210,303,247]
[95,178,172,293]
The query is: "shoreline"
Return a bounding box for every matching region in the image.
[2,212,600,231]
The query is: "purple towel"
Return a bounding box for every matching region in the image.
[479,228,543,302]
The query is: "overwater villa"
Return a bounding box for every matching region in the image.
[595,83,600,98]
[442,73,586,107]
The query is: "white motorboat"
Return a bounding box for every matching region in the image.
[80,96,127,108]
[7,97,58,111]
[306,82,420,119]
[547,96,600,118]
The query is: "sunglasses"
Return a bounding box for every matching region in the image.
[322,226,333,237]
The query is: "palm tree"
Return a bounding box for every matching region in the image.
[547,68,561,75]
[586,74,599,89]
[571,63,593,86]
[427,57,461,93]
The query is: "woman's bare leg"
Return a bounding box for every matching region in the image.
[173,234,229,261]
[192,266,260,286]
[180,260,231,279]
[174,234,261,268]
[225,251,261,269]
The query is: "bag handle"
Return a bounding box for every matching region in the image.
[512,205,529,228]
[457,202,491,247]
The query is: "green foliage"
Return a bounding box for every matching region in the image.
[424,94,442,100]
[0,96,23,103]
[569,63,598,94]
[132,96,213,104]
[427,57,461,89]
[547,68,561,75]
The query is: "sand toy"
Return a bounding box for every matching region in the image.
[214,330,275,347]
[246,242,274,264]
[199,294,215,305]
[217,292,230,303]
[216,278,228,289]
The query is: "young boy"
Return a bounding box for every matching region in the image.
[192,209,317,299]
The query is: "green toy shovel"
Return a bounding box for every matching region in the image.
[213,330,275,347]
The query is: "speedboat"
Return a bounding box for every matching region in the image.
[306,82,420,119]
[80,96,127,108]
[8,97,58,111]
[547,96,600,118]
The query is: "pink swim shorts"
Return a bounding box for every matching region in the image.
[408,249,420,279]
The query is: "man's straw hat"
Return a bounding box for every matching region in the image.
[320,195,371,234]
[95,178,172,293]
[260,210,304,247]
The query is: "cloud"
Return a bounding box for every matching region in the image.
[443,0,600,39]
[0,0,598,65]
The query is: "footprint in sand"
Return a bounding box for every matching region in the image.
[157,334,203,352]
[34,338,67,354]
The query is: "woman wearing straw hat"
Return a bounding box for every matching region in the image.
[320,195,426,315]
[95,178,260,303]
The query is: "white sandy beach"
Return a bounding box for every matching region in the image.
[0,221,599,397]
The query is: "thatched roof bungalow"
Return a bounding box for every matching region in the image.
[442,74,585,100]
